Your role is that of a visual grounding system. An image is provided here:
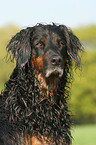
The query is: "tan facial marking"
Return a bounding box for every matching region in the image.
[32,56,44,73]
[41,38,47,45]
[55,38,59,44]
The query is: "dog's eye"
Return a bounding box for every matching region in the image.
[59,41,65,47]
[36,42,43,47]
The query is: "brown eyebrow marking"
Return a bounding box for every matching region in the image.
[41,38,47,45]
[55,38,59,44]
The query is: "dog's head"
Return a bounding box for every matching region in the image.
[7,24,82,91]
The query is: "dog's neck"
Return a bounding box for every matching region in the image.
[34,72,60,104]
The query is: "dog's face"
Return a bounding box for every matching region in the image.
[7,24,82,91]
[31,26,67,80]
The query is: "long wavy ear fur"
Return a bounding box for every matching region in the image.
[59,25,83,67]
[7,27,33,67]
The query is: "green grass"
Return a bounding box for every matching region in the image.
[72,124,96,145]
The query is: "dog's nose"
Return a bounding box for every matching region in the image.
[50,56,63,65]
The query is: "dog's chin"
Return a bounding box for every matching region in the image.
[45,69,63,90]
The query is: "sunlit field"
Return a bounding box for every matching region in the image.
[72,124,96,145]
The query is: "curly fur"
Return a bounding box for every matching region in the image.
[0,24,82,145]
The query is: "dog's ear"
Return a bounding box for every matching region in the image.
[7,27,33,67]
[59,25,82,66]
[67,30,82,66]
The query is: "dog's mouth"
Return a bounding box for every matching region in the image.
[45,68,63,78]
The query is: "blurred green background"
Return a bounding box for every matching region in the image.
[0,24,96,144]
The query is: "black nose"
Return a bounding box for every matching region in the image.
[50,55,63,65]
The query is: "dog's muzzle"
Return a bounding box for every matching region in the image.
[45,55,64,78]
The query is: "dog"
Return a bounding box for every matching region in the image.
[0,23,82,145]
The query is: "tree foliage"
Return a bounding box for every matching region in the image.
[70,51,96,124]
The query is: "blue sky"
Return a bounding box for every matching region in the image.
[0,0,96,28]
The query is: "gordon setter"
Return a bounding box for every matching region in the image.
[0,24,82,145]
